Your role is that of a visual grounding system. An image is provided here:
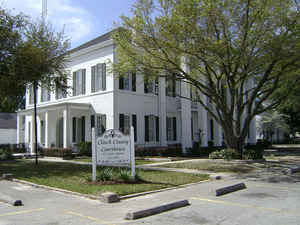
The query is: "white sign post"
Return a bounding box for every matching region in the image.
[92,126,135,181]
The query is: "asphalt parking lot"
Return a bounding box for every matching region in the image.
[0,167,300,225]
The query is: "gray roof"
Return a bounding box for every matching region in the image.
[0,113,17,129]
[69,30,114,54]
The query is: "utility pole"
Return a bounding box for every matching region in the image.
[42,0,47,22]
[34,0,47,165]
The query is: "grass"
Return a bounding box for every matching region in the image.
[158,161,254,173]
[0,160,209,196]
[72,157,158,165]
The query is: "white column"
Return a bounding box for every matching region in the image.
[180,81,192,153]
[199,95,208,147]
[31,114,36,154]
[45,112,49,148]
[159,77,167,147]
[63,107,70,148]
[37,116,41,144]
[86,111,91,142]
[17,114,21,144]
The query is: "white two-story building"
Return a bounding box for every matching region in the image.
[16,30,257,153]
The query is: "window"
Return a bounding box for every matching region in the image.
[119,72,136,91]
[81,116,85,142]
[145,115,159,142]
[166,78,176,97]
[132,114,137,142]
[96,114,106,136]
[73,69,86,96]
[72,117,76,142]
[119,114,130,135]
[190,86,200,102]
[91,63,106,92]
[41,85,50,102]
[56,80,67,100]
[166,117,177,141]
[144,77,158,94]
[119,114,137,139]
[28,84,35,105]
[210,119,214,140]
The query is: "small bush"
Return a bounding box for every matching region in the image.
[42,148,73,158]
[220,148,239,161]
[119,169,131,182]
[243,148,264,160]
[209,150,223,159]
[0,143,27,153]
[0,149,14,161]
[209,148,239,160]
[77,142,92,156]
[97,168,114,181]
[135,147,182,157]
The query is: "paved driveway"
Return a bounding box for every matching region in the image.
[0,166,300,225]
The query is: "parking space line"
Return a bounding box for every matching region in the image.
[65,210,116,225]
[250,184,300,191]
[190,197,299,216]
[0,208,45,217]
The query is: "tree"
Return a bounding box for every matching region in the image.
[272,77,300,138]
[0,8,27,112]
[113,0,300,156]
[0,7,70,163]
[257,110,289,143]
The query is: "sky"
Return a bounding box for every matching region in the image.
[1,0,136,48]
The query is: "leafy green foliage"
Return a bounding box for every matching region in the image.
[118,169,131,182]
[243,148,264,160]
[97,168,114,181]
[0,6,70,112]
[209,148,239,161]
[113,0,300,153]
[77,142,92,156]
[0,149,14,161]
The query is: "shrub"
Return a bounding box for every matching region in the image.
[220,148,239,161]
[208,140,214,147]
[118,169,131,182]
[0,144,27,153]
[42,148,73,158]
[77,142,92,156]
[97,168,114,181]
[209,148,239,160]
[135,147,182,157]
[209,150,223,159]
[243,148,264,160]
[0,149,14,161]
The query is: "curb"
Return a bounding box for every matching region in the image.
[289,167,300,174]
[216,183,246,196]
[120,179,211,200]
[11,179,102,201]
[125,200,190,220]
[10,178,211,202]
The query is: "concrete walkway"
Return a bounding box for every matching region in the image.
[28,157,233,179]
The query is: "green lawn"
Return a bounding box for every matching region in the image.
[158,161,254,173]
[0,160,209,196]
[72,157,159,165]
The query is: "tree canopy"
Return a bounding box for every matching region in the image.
[0,7,70,112]
[113,0,300,154]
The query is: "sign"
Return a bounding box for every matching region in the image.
[91,127,135,181]
[96,130,130,166]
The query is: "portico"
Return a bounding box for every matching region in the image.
[17,102,91,153]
